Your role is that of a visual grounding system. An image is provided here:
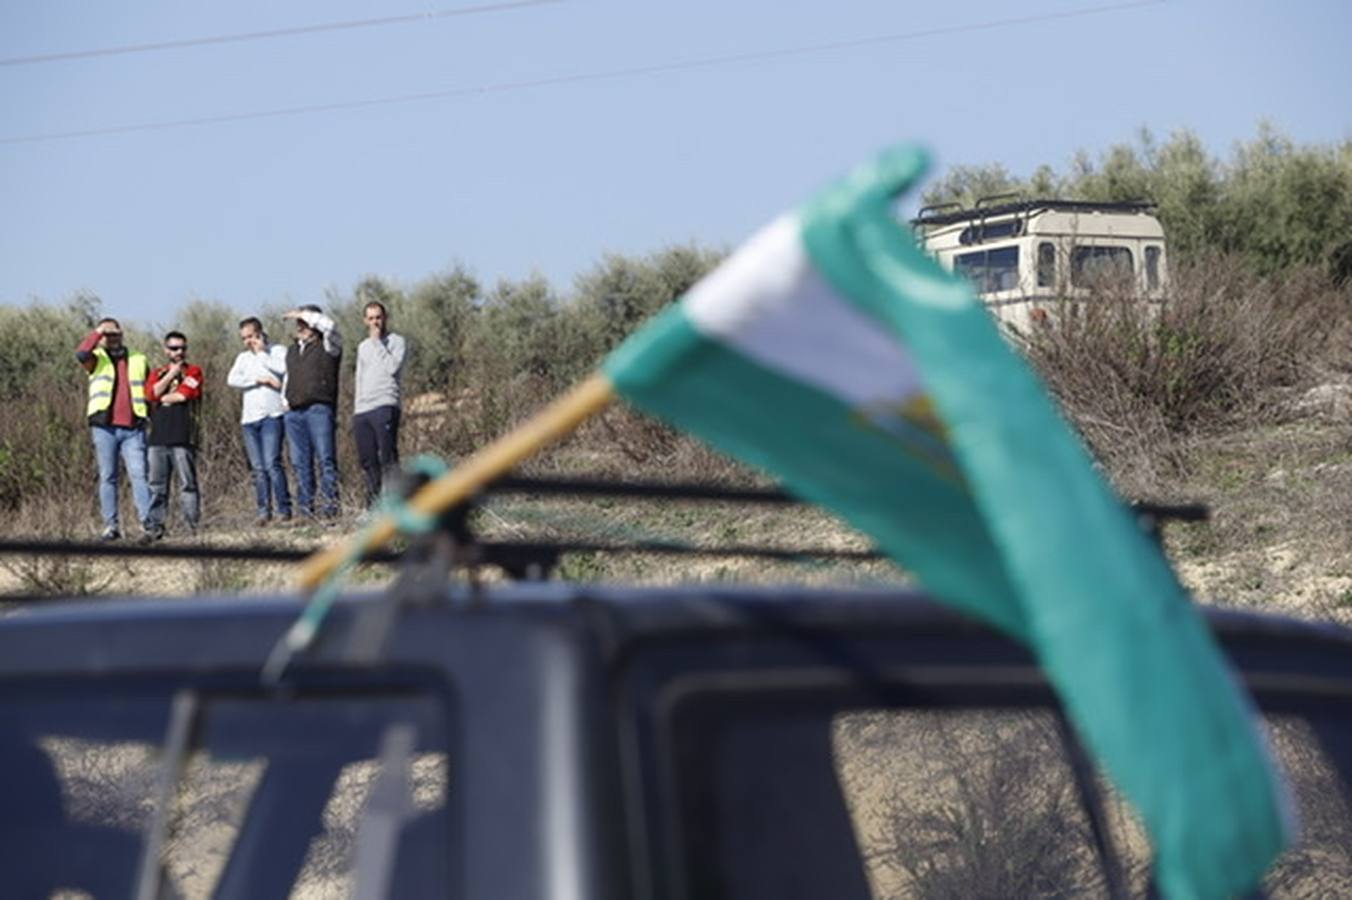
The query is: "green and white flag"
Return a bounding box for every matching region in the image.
[602,145,1290,899]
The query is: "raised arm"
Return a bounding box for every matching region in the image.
[74,329,102,374]
[289,309,342,357]
[151,365,178,399]
[366,333,406,378]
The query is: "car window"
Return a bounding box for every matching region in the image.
[662,684,1118,899]
[954,246,1020,294]
[1145,245,1162,290]
[1037,241,1057,288]
[663,681,1352,899]
[836,707,1113,898]
[0,682,453,899]
[1071,245,1134,287]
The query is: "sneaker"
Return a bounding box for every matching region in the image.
[254,514,272,527]
[137,529,164,546]
[98,526,121,542]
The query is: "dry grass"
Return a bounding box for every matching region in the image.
[1163,416,1352,623]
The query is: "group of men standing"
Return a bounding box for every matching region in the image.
[75,301,405,540]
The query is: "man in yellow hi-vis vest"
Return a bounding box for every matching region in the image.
[75,318,152,541]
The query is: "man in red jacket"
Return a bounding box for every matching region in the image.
[145,331,204,540]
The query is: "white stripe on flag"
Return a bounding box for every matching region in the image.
[683,215,926,410]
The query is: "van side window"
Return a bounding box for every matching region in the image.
[1037,243,1056,288]
[1145,246,1162,290]
[1071,246,1134,288]
[954,246,1020,294]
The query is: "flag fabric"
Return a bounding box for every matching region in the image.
[601,145,1290,899]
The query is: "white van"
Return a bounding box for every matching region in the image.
[913,197,1169,331]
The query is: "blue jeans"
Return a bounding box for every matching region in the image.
[285,404,339,517]
[90,425,151,530]
[242,416,291,519]
[147,445,200,531]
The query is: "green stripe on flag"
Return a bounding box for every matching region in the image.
[605,305,1028,636]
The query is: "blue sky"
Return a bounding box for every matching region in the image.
[2,0,1348,323]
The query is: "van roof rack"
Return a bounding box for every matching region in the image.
[912,198,1157,227]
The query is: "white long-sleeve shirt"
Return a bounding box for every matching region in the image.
[226,344,288,424]
[354,332,406,415]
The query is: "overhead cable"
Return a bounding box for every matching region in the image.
[0,0,1165,146]
[0,0,565,68]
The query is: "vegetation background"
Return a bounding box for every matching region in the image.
[2,124,1350,619]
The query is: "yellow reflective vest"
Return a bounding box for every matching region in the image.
[86,349,148,420]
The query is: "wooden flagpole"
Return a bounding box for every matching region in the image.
[295,373,616,591]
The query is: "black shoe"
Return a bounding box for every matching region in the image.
[139,526,165,545]
[98,526,121,542]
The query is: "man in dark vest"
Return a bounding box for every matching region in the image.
[282,305,342,519]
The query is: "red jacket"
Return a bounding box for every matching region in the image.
[147,363,204,447]
[147,364,204,408]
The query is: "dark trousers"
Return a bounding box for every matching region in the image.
[352,405,401,506]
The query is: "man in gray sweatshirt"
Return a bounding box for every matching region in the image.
[352,300,407,506]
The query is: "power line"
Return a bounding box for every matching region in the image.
[1,0,1164,147]
[0,0,565,68]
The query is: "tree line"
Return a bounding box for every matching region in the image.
[921,124,1352,282]
[0,123,1347,519]
[0,245,723,517]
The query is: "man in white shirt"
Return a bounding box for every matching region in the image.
[352,301,407,506]
[226,317,292,525]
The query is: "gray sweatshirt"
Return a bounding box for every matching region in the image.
[354,332,407,415]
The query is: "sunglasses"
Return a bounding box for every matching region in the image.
[165,344,187,352]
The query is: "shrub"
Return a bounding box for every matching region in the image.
[1021,254,1349,485]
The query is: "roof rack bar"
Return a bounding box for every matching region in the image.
[916,201,963,220]
[489,476,796,503]
[0,535,882,569]
[0,537,392,563]
[911,198,1157,227]
[975,191,1024,210]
